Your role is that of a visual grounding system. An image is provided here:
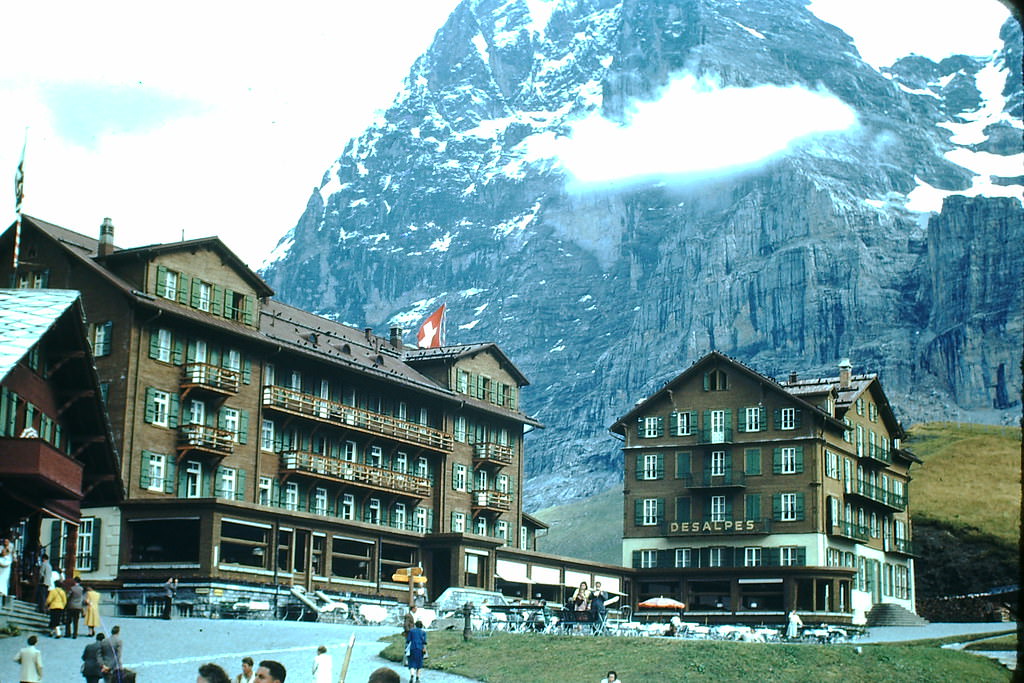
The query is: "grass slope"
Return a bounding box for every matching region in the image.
[380,631,1012,682]
[532,422,1021,583]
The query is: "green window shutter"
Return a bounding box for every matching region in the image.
[745,448,761,475]
[634,454,643,481]
[702,410,711,441]
[224,289,236,319]
[168,394,180,428]
[796,547,807,565]
[688,410,698,431]
[795,446,804,474]
[676,452,691,478]
[243,296,254,325]
[656,498,664,524]
[452,463,458,490]
[655,416,664,437]
[186,340,196,364]
[173,338,184,365]
[766,548,781,567]
[772,493,782,521]
[656,453,664,479]
[140,450,153,488]
[738,408,747,433]
[190,279,201,307]
[702,372,710,391]
[669,412,678,434]
[218,407,227,431]
[794,409,803,428]
[772,447,782,474]
[148,329,160,359]
[164,458,176,494]
[676,496,691,522]
[39,270,50,287]
[724,409,732,440]
[657,550,670,568]
[703,498,711,519]
[633,499,643,526]
[636,417,645,439]
[724,498,733,520]
[89,518,102,568]
[632,551,641,569]
[211,285,223,315]
[745,494,761,521]
[156,265,167,297]
[98,321,112,356]
[242,358,252,384]
[237,470,247,502]
[144,387,156,423]
[773,408,781,430]
[795,493,805,521]
[238,410,249,444]
[177,274,189,304]
[758,406,766,431]
[210,346,221,366]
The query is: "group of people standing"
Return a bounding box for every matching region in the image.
[44,573,102,639]
[570,580,618,628]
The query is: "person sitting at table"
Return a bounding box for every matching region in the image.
[529,600,549,631]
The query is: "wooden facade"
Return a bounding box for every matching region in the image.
[611,351,918,625]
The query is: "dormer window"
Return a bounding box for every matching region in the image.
[704,369,728,391]
[156,266,182,301]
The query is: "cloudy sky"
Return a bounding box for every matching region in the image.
[0,0,1014,269]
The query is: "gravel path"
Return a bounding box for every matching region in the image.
[0,617,481,683]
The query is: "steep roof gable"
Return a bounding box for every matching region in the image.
[404,343,531,386]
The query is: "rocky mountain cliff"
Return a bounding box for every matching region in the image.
[261,0,1023,508]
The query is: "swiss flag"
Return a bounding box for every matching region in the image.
[416,304,446,348]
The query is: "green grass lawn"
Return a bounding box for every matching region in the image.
[964,633,1018,651]
[379,631,1012,682]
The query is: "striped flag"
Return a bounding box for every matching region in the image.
[416,304,446,348]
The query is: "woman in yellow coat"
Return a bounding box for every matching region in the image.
[84,585,101,636]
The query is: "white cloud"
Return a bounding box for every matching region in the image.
[549,74,858,189]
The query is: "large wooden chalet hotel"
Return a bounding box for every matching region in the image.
[0,216,629,615]
[612,352,919,625]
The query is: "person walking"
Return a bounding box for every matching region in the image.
[406,619,427,683]
[104,625,123,670]
[84,585,101,636]
[14,634,44,682]
[36,553,53,613]
[312,645,332,683]
[235,656,255,683]
[45,578,66,638]
[81,633,107,683]
[162,577,177,619]
[402,606,418,637]
[66,577,85,638]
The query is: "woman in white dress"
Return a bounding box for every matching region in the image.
[0,538,14,601]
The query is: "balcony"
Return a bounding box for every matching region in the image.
[830,520,870,543]
[848,480,907,511]
[280,450,431,498]
[177,424,235,456]
[262,386,453,453]
[859,444,892,466]
[0,437,83,499]
[181,363,240,397]
[697,428,734,445]
[471,489,512,512]
[684,471,746,488]
[473,442,513,466]
[889,537,916,556]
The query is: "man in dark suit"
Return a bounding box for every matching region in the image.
[81,633,107,683]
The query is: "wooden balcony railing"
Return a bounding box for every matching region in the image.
[262,386,453,453]
[181,363,240,394]
[473,442,513,465]
[177,424,235,454]
[471,489,512,512]
[280,450,431,497]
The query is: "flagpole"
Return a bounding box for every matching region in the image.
[12,129,27,274]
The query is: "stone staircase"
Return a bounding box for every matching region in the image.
[0,598,51,634]
[866,603,930,627]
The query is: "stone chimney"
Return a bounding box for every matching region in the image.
[98,217,115,257]
[788,371,798,383]
[838,358,852,389]
[389,326,404,349]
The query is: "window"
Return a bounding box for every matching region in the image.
[197,281,212,312]
[496,474,510,493]
[145,453,166,492]
[187,399,205,427]
[76,518,98,571]
[642,416,662,438]
[705,369,727,391]
[779,407,796,430]
[856,425,864,457]
[780,546,800,566]
[780,493,798,521]
[708,409,727,443]
[454,416,467,442]
[394,452,408,473]
[780,447,797,474]
[222,407,240,442]
[673,411,694,436]
[218,467,237,500]
[415,457,429,478]
[393,503,407,529]
[367,498,382,524]
[710,495,727,522]
[641,453,662,480]
[284,482,299,511]
[185,460,202,499]
[452,512,466,532]
[343,441,357,462]
[313,487,328,516]
[496,520,510,545]
[474,516,487,536]
[843,417,852,442]
[639,549,657,569]
[826,450,840,479]
[160,268,179,301]
[456,370,469,393]
[675,548,692,568]
[414,508,428,533]
[156,328,172,363]
[93,321,112,357]
[710,451,727,477]
[641,498,661,526]
[870,512,879,538]
[453,464,468,491]
[290,370,302,391]
[152,390,171,427]
[856,397,864,416]
[340,494,355,520]
[744,406,762,432]
[708,547,723,567]
[744,547,762,567]
[224,349,241,372]
[258,477,272,506]
[520,525,529,550]
[368,446,383,467]
[261,420,275,451]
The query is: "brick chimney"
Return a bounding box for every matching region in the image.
[389,326,404,349]
[788,371,798,383]
[838,358,852,389]
[98,217,115,257]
